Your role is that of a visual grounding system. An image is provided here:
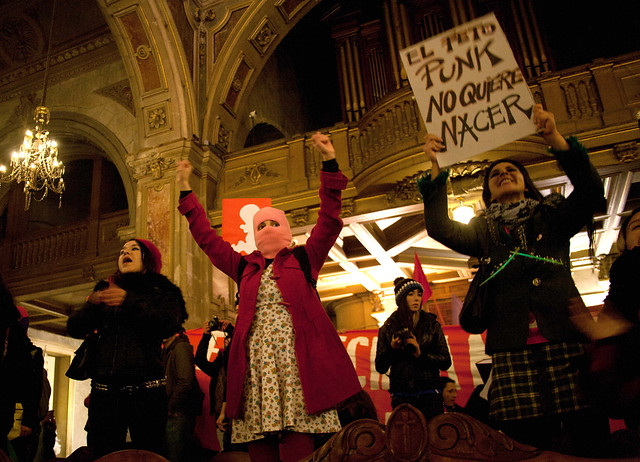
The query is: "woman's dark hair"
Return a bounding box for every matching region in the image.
[439,376,455,390]
[393,277,423,329]
[134,239,158,274]
[113,239,157,278]
[618,207,640,252]
[481,158,543,207]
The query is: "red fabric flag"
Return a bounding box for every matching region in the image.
[413,251,446,324]
[413,251,433,302]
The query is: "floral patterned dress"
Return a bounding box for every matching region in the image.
[231,265,341,443]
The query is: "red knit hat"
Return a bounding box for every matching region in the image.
[134,238,162,273]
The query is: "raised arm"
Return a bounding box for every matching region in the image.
[304,132,349,271]
[418,137,486,257]
[535,106,604,239]
[176,160,243,279]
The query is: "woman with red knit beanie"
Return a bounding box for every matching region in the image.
[67,238,187,459]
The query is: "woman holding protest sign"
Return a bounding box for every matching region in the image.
[417,104,609,456]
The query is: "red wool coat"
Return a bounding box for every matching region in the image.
[178,170,361,419]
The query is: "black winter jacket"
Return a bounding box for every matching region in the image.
[1,284,43,433]
[195,333,227,416]
[67,272,185,384]
[375,310,451,394]
[605,247,640,324]
[419,137,603,353]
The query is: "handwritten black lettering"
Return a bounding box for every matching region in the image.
[474,39,503,71]
[416,41,504,90]
[434,93,533,149]
[440,22,497,53]
[501,94,533,123]
[426,90,457,122]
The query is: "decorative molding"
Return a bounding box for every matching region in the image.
[0,34,116,94]
[621,74,640,104]
[0,13,44,66]
[614,141,639,163]
[448,161,489,179]
[307,404,540,461]
[7,93,38,126]
[133,44,152,60]
[232,162,280,187]
[250,18,278,56]
[275,0,312,23]
[117,9,164,93]
[448,160,490,196]
[356,95,420,176]
[212,5,249,62]
[560,76,602,120]
[198,31,206,66]
[194,8,215,23]
[127,150,175,180]
[290,208,308,227]
[143,102,172,135]
[597,253,618,280]
[217,123,230,151]
[95,80,135,115]
[341,199,355,218]
[222,56,253,117]
[386,172,424,206]
[304,141,318,177]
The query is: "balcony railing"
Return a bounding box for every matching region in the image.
[0,210,128,295]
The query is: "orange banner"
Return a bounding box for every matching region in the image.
[221,198,272,255]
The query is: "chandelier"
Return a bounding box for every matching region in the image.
[0,0,64,210]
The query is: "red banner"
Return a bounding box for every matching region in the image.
[185,325,489,449]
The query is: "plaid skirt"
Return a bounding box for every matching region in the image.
[489,342,589,421]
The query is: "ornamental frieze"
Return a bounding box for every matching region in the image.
[614,141,639,163]
[117,9,163,93]
[341,199,355,218]
[127,150,174,180]
[276,0,313,23]
[250,18,278,56]
[232,162,281,187]
[222,57,253,116]
[95,80,135,115]
[144,103,171,135]
[290,208,308,227]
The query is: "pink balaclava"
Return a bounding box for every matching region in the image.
[252,207,292,258]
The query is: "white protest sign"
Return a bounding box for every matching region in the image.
[400,13,536,166]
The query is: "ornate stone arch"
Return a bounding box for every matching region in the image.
[95,0,197,145]
[202,0,318,153]
[49,112,135,226]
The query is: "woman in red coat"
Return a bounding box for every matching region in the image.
[176,133,361,462]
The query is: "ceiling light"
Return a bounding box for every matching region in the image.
[452,200,474,224]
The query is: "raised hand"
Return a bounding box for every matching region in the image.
[311,132,336,161]
[176,160,193,191]
[532,104,568,150]
[423,134,445,179]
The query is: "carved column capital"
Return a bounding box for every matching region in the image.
[127,149,175,181]
[614,141,639,163]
